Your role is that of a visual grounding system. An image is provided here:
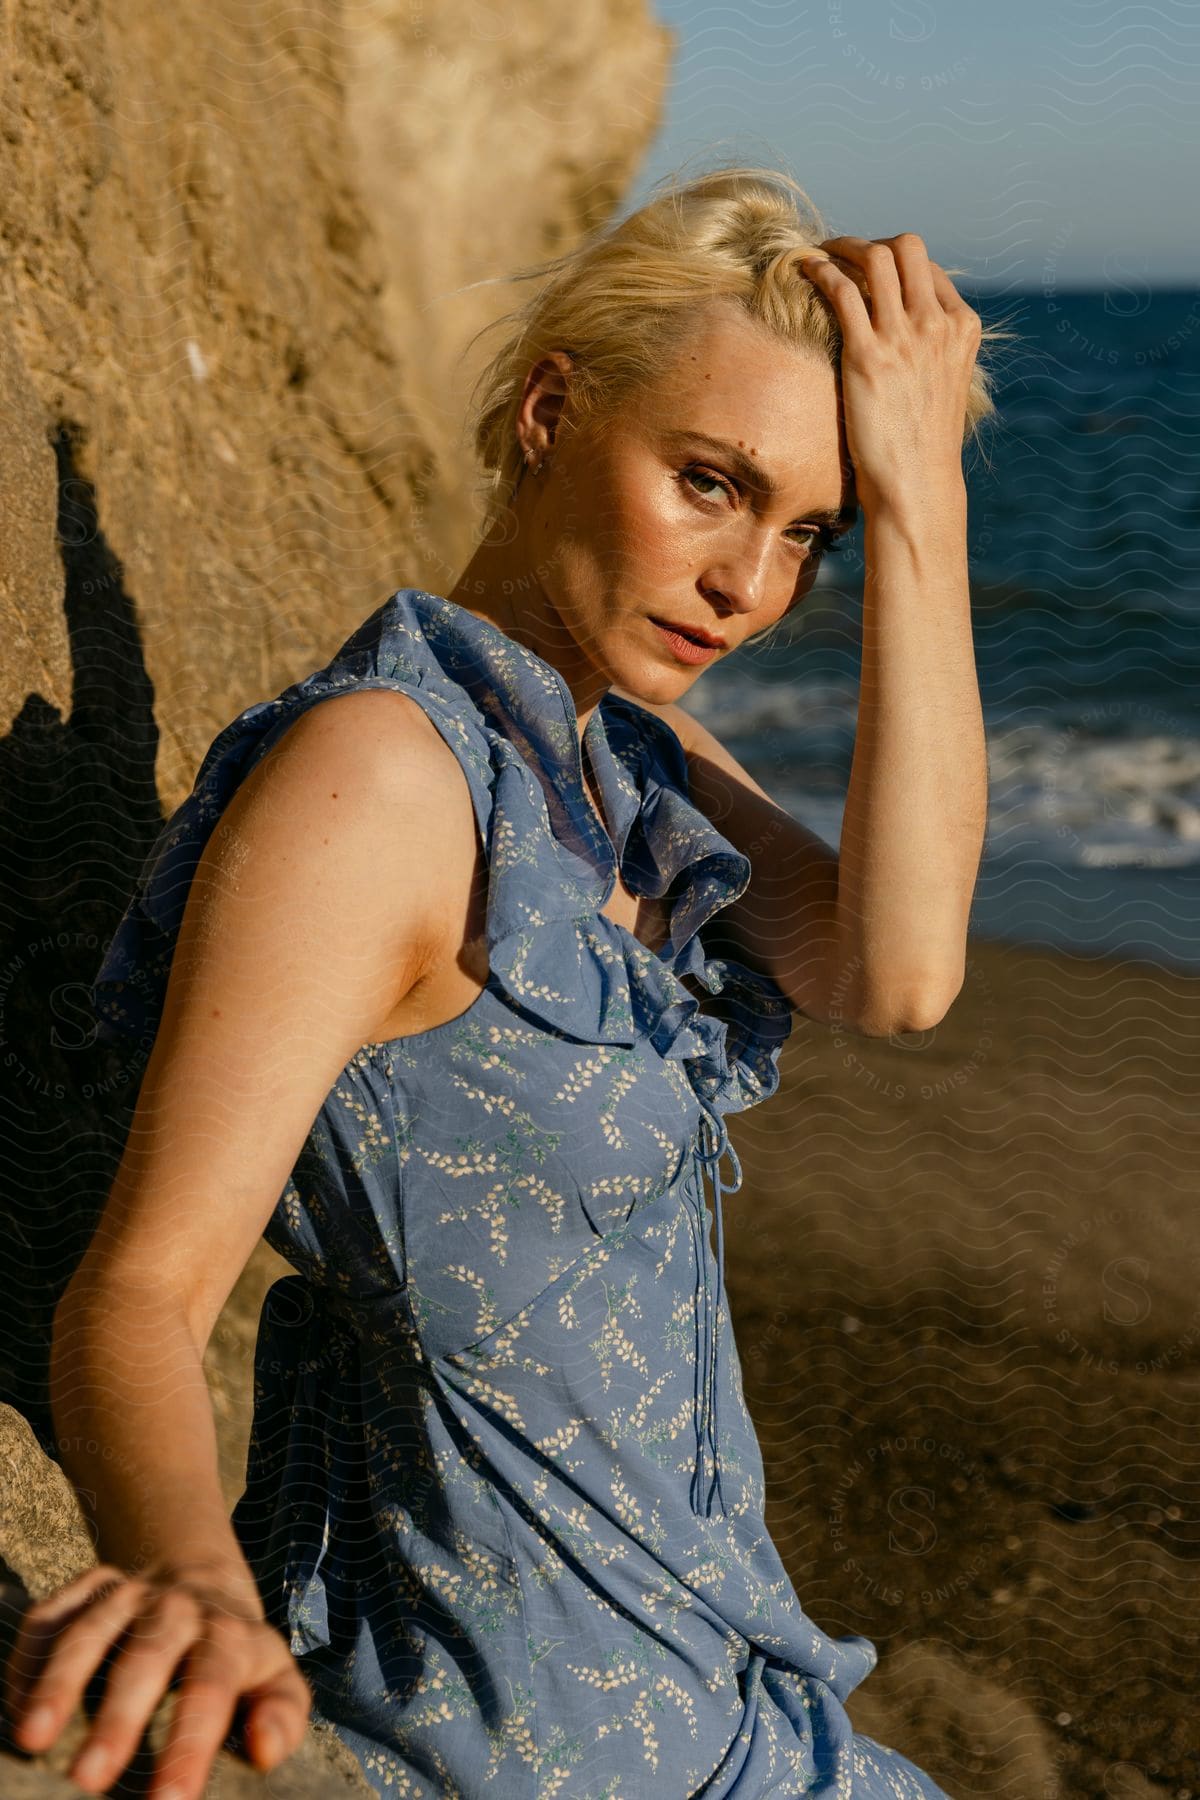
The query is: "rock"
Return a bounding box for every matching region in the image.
[845,1639,1060,1796]
[0,0,670,811]
[0,1,669,1789]
[0,1406,97,1598]
[339,0,675,595]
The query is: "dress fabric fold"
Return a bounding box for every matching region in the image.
[89,588,954,1799]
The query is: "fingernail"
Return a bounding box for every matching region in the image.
[72,1744,110,1784]
[259,1719,285,1763]
[22,1703,55,1740]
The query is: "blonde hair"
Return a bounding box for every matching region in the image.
[456,160,1021,540]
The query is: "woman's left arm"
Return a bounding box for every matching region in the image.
[642,234,990,1038]
[798,233,989,1035]
[829,473,987,1034]
[644,607,984,1042]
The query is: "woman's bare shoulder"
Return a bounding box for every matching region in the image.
[266,686,473,815]
[232,683,479,932]
[276,683,460,767]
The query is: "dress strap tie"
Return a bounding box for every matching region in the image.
[690,1093,742,1518]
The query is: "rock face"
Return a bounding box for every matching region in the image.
[339,0,677,587]
[0,0,673,811]
[0,2,671,1790]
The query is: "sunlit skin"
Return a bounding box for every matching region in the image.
[446,295,858,730]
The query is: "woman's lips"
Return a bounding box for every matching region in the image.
[648,617,724,664]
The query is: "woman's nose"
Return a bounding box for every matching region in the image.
[697,529,785,618]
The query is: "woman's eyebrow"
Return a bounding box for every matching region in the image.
[661,430,857,527]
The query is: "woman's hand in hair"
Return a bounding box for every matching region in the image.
[797,234,983,516]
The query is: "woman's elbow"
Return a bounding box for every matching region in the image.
[857,978,964,1037]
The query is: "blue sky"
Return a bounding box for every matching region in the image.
[624,0,1198,289]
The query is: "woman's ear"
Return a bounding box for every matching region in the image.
[517,350,576,460]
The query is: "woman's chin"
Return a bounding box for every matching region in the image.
[604,662,699,711]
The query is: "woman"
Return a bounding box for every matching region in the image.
[5,166,1003,1799]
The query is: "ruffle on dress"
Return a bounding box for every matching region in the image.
[89,589,792,1096]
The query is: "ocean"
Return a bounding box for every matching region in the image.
[683,285,1200,973]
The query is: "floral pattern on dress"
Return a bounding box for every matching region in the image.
[89,589,954,1800]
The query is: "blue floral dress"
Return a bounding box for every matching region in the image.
[89,589,953,1799]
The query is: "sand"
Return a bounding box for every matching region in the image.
[726,933,1200,1799]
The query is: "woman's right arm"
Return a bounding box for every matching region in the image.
[3,688,463,1800]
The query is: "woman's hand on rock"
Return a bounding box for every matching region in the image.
[2,1559,312,1799]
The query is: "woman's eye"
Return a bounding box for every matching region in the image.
[681,466,729,501]
[787,526,845,556]
[678,467,843,557]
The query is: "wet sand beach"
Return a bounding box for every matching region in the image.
[727,933,1200,1800]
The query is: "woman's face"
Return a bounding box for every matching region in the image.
[524,297,856,707]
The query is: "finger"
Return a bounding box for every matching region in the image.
[817,235,906,333]
[153,1627,303,1798]
[239,1665,313,1770]
[4,1610,70,1728]
[65,1589,209,1797]
[147,1672,240,1800]
[927,259,982,330]
[9,1577,147,1754]
[797,254,874,357]
[876,232,941,317]
[4,1566,129,1720]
